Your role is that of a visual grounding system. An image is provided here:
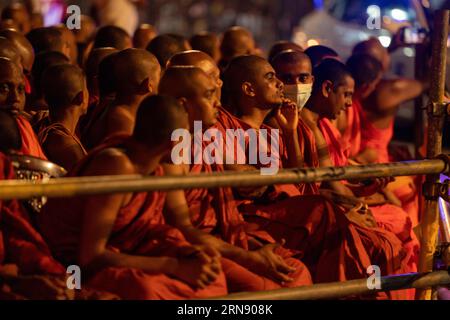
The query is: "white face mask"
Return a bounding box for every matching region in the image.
[284,83,312,110]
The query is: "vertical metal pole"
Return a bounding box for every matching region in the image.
[414,44,426,159]
[417,9,449,300]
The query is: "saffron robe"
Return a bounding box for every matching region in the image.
[38,141,227,300]
[16,115,47,160]
[319,118,419,276]
[184,144,313,292]
[344,100,419,226]
[215,109,411,299]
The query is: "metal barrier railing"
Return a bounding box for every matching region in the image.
[0,157,448,200]
[214,271,450,300]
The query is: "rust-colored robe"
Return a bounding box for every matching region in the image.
[184,144,313,292]
[38,122,87,171]
[38,140,227,300]
[16,115,47,160]
[215,108,412,299]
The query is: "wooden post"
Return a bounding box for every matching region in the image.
[417,9,449,300]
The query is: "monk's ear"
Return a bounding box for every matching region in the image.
[242,81,255,97]
[321,80,332,98]
[72,91,84,106]
[177,97,189,112]
[138,78,152,94]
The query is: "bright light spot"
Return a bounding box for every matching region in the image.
[307,39,319,47]
[390,8,408,21]
[366,5,380,16]
[378,36,391,47]
[403,47,414,57]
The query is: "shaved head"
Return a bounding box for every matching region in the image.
[352,38,390,72]
[223,55,284,111]
[220,26,256,61]
[133,24,157,49]
[167,50,222,100]
[271,50,313,85]
[0,29,34,72]
[268,41,303,63]
[0,19,18,30]
[190,32,220,63]
[32,51,70,98]
[159,66,207,98]
[304,45,339,68]
[0,109,22,152]
[0,57,26,113]
[113,48,161,95]
[94,25,132,50]
[26,27,68,57]
[133,94,188,147]
[222,55,268,97]
[159,66,219,127]
[42,64,86,111]
[167,50,215,73]
[1,3,30,34]
[0,37,21,67]
[146,34,191,68]
[84,47,118,96]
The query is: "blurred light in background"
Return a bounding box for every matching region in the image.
[378,35,391,47]
[403,47,415,57]
[390,8,409,21]
[307,39,319,47]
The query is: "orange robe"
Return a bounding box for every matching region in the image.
[38,140,227,300]
[16,115,47,160]
[319,118,419,276]
[0,152,64,276]
[185,148,312,292]
[344,100,419,226]
[38,122,87,171]
[215,108,412,299]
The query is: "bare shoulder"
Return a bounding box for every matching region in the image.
[161,162,189,175]
[83,148,136,177]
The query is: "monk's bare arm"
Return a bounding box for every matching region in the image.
[78,153,179,275]
[162,163,250,263]
[44,134,85,171]
[373,79,425,113]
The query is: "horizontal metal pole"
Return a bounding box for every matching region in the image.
[0,158,448,200]
[214,270,450,300]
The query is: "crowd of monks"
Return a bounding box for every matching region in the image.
[0,2,433,300]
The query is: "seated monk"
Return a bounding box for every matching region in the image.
[133,24,157,49]
[298,59,419,289]
[189,32,221,64]
[0,110,117,300]
[38,64,88,171]
[0,57,46,159]
[218,55,413,299]
[82,48,160,149]
[344,38,425,226]
[268,50,320,192]
[55,24,78,65]
[93,25,132,50]
[159,65,312,292]
[38,95,227,300]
